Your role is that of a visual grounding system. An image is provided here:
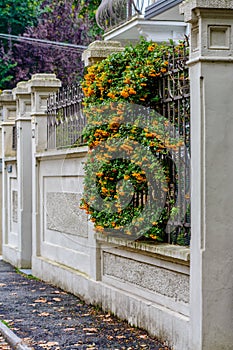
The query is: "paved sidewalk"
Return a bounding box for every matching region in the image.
[0,259,170,350]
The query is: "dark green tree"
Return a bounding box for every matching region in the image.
[11,0,103,86]
[0,0,103,89]
[0,58,16,90]
[0,0,44,35]
[0,0,45,89]
[78,0,103,38]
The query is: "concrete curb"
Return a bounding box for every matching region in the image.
[0,321,33,349]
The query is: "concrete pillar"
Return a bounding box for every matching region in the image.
[0,91,16,258]
[29,74,61,259]
[12,81,32,267]
[29,74,61,153]
[180,1,233,349]
[0,91,16,158]
[82,40,124,67]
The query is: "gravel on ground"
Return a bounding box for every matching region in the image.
[0,260,170,350]
[0,334,13,349]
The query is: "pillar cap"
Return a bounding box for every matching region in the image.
[29,73,61,88]
[0,90,14,102]
[12,81,30,98]
[82,40,124,67]
[180,0,233,22]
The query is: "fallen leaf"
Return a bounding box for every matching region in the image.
[52,297,61,302]
[116,335,126,339]
[139,335,148,339]
[34,298,47,303]
[38,312,50,317]
[40,341,59,348]
[83,328,98,333]
[22,337,32,343]
[45,342,59,346]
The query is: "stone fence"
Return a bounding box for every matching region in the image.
[0,72,190,349]
[1,1,233,349]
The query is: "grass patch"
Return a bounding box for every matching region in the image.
[1,320,10,328]
[15,268,40,281]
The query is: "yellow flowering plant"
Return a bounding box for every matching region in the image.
[82,38,176,108]
[80,39,189,243]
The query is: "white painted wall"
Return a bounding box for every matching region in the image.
[31,146,190,350]
[35,150,91,275]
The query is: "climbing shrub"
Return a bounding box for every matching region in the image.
[80,39,187,243]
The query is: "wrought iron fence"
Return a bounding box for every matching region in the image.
[47,84,86,149]
[96,0,153,31]
[123,40,190,245]
[121,40,190,245]
[158,39,190,245]
[46,40,190,245]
